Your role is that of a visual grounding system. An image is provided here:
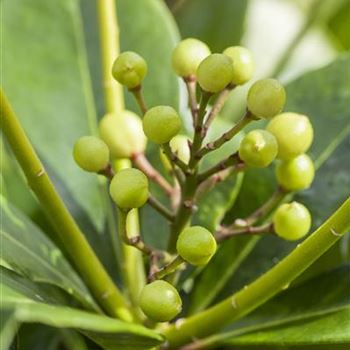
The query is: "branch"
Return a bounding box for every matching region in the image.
[162,143,190,175]
[163,196,350,348]
[149,255,185,281]
[148,195,175,222]
[0,89,131,321]
[130,85,148,115]
[184,77,198,127]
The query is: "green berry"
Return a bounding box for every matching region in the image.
[143,106,182,144]
[266,112,314,160]
[247,79,286,119]
[177,226,217,266]
[172,38,211,78]
[109,168,148,209]
[139,280,182,322]
[273,202,311,241]
[99,111,146,159]
[160,135,190,171]
[276,154,315,191]
[223,46,255,85]
[197,54,234,93]
[73,136,109,172]
[112,51,147,89]
[239,129,278,167]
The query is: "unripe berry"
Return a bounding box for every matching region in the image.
[160,135,190,171]
[247,79,286,119]
[73,136,109,172]
[172,38,211,78]
[266,112,314,160]
[197,54,234,93]
[112,51,147,89]
[239,129,278,168]
[223,46,255,85]
[276,154,315,191]
[143,106,182,144]
[99,111,146,159]
[273,202,311,241]
[109,168,148,209]
[177,226,217,266]
[139,280,182,322]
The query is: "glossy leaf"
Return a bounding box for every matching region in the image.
[0,196,98,311]
[189,54,350,313]
[1,268,164,350]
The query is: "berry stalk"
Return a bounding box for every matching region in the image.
[164,195,350,348]
[0,89,132,321]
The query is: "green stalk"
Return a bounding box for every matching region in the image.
[164,196,350,348]
[0,89,131,321]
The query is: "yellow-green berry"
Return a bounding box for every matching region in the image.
[139,280,182,322]
[109,168,148,209]
[112,51,147,89]
[143,106,182,144]
[197,54,234,93]
[177,226,217,266]
[239,129,278,167]
[247,79,286,119]
[160,135,190,171]
[223,46,255,85]
[99,111,146,159]
[172,38,211,78]
[276,154,315,191]
[267,112,314,160]
[73,136,109,172]
[273,202,311,241]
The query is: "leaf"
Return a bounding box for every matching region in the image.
[0,309,17,350]
[173,0,248,52]
[1,269,164,350]
[188,54,350,313]
[0,196,98,311]
[2,0,106,231]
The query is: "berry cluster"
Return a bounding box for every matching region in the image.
[72,37,315,323]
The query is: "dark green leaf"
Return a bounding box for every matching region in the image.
[173,0,248,52]
[0,309,17,350]
[0,196,98,311]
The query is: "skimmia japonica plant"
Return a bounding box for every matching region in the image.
[1,1,350,350]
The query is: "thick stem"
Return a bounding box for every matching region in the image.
[148,195,175,222]
[132,152,174,196]
[197,111,254,159]
[130,85,148,115]
[0,89,131,321]
[97,0,124,114]
[164,196,350,348]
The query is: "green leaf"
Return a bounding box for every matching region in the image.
[2,0,106,231]
[0,196,98,311]
[188,54,350,313]
[1,269,164,350]
[173,0,248,52]
[0,309,17,350]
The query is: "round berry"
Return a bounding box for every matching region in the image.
[239,129,278,167]
[143,106,182,144]
[109,168,148,209]
[223,46,255,85]
[266,112,314,160]
[172,38,211,78]
[177,226,217,266]
[73,136,109,172]
[276,154,315,191]
[112,51,147,89]
[139,280,182,322]
[99,111,146,159]
[197,54,234,93]
[247,79,286,119]
[160,135,190,171]
[273,202,311,241]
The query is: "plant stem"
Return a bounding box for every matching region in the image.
[162,143,189,175]
[130,85,148,115]
[197,111,254,159]
[184,77,198,127]
[148,195,175,222]
[150,255,184,281]
[132,152,174,196]
[0,89,131,321]
[97,0,124,114]
[164,195,350,348]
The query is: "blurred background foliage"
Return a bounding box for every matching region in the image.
[1,0,350,349]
